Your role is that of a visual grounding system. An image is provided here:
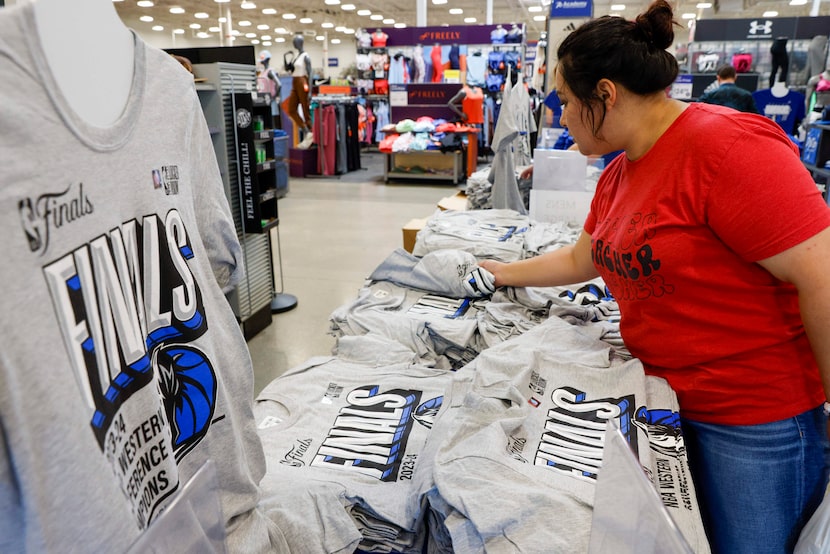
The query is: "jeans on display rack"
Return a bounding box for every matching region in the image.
[681,406,830,554]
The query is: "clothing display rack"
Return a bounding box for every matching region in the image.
[311,95,362,176]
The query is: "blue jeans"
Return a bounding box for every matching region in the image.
[681,407,830,554]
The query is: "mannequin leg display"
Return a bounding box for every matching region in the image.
[295,77,312,132]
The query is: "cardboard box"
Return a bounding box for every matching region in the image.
[402,217,428,253]
[288,147,317,177]
[437,191,468,211]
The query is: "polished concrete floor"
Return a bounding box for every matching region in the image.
[247,151,462,396]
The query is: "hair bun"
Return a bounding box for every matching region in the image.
[634,0,675,50]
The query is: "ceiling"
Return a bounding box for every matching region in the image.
[113,0,828,47]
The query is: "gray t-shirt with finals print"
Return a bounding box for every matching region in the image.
[0,4,286,552]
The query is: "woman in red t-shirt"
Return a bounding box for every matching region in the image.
[479,1,830,553]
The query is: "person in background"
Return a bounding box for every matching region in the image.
[698,64,759,113]
[480,1,830,552]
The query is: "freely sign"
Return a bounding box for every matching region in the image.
[327,57,338,67]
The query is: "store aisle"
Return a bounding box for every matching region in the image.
[247,152,460,396]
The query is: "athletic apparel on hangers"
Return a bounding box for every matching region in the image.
[388,53,409,84]
[430,45,443,83]
[465,50,486,87]
[0,4,288,552]
[487,74,527,214]
[412,44,426,83]
[448,45,460,70]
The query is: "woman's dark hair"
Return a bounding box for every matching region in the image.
[556,0,679,135]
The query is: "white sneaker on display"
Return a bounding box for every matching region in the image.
[297,133,314,149]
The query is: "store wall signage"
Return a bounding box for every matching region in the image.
[690,16,830,42]
[327,57,338,67]
[406,84,462,105]
[379,24,521,46]
[550,0,593,19]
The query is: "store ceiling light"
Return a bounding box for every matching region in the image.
[245,32,257,37]
[762,10,778,16]
[528,6,543,12]
[258,24,270,29]
[195,12,209,18]
[681,12,695,18]
[152,25,164,31]
[275,37,286,42]
[394,22,407,28]
[316,35,325,40]
[357,9,372,16]
[139,15,153,22]
[209,26,220,32]
[252,39,260,44]
[231,29,241,35]
[332,38,341,44]
[240,2,257,9]
[335,25,346,31]
[136,0,153,7]
[322,22,335,28]
[449,8,463,14]
[696,2,712,7]
[610,4,625,10]
[274,27,290,33]
[197,32,210,38]
[370,14,384,20]
[238,20,251,26]
[173,28,185,34]
[383,18,394,24]
[300,17,313,23]
[341,4,356,10]
[282,13,297,19]
[463,17,476,22]
[432,0,447,4]
[344,28,355,34]
[214,0,230,3]
[169,7,185,14]
[189,23,201,28]
[324,0,340,4]
[218,17,227,22]
[262,41,272,45]
[261,34,272,39]
[262,8,277,14]
[533,14,546,21]
[789,0,807,4]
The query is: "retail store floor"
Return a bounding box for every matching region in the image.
[247,151,463,396]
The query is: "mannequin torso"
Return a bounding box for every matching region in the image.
[33,0,134,127]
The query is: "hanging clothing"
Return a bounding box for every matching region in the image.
[413,45,426,83]
[431,45,444,83]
